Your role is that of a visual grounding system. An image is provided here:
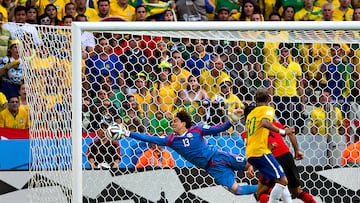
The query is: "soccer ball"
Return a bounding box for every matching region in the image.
[105,123,127,140]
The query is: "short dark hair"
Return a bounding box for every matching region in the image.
[97,0,109,6]
[255,88,270,103]
[7,95,19,101]
[175,110,192,129]
[63,15,74,21]
[14,6,27,15]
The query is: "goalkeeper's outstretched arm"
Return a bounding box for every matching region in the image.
[129,132,170,146]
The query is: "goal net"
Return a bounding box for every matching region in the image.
[15,21,360,203]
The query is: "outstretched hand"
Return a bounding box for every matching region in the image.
[228,108,244,125]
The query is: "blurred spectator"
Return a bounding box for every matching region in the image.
[199,55,231,100]
[186,38,212,77]
[85,37,123,91]
[353,6,360,21]
[62,15,74,26]
[238,0,262,21]
[18,83,27,110]
[143,0,172,20]
[36,0,66,21]
[321,3,334,21]
[130,72,152,118]
[0,59,24,100]
[268,11,281,20]
[150,40,170,66]
[0,91,7,112]
[268,43,304,134]
[209,77,244,127]
[99,72,126,110]
[119,35,149,87]
[275,0,304,13]
[310,88,345,136]
[163,9,175,21]
[170,50,191,92]
[82,94,92,131]
[89,89,119,131]
[316,43,354,116]
[3,6,41,45]
[25,6,38,24]
[121,94,145,132]
[108,33,125,55]
[109,0,135,21]
[75,14,96,59]
[171,37,193,60]
[87,121,121,169]
[38,14,51,25]
[0,12,10,58]
[135,5,147,21]
[0,1,8,22]
[314,0,339,8]
[341,128,360,166]
[214,7,230,20]
[136,143,175,169]
[333,0,353,21]
[44,4,61,25]
[0,95,29,129]
[215,1,240,20]
[282,5,295,21]
[177,75,210,124]
[93,0,111,21]
[250,11,262,21]
[64,2,76,18]
[294,0,322,21]
[175,0,214,21]
[150,61,176,114]
[75,0,98,21]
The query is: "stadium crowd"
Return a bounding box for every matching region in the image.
[0,0,359,168]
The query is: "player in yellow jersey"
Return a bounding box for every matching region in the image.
[245,88,294,203]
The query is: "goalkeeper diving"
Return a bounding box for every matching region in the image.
[115,109,258,195]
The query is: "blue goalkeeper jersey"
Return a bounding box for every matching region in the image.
[129,121,232,168]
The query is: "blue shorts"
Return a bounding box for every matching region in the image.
[206,151,247,190]
[248,153,285,181]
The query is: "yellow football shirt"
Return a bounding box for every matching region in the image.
[0,107,29,129]
[171,68,191,92]
[268,61,302,97]
[109,3,135,21]
[199,70,231,100]
[245,105,274,158]
[310,106,343,136]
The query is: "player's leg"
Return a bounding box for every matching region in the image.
[255,175,274,203]
[230,181,258,195]
[248,154,291,203]
[278,153,316,203]
[206,152,257,195]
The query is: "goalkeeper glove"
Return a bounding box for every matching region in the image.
[228,110,243,125]
[119,123,130,137]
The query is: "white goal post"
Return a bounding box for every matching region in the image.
[68,21,360,203]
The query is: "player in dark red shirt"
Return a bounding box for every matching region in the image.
[243,105,316,203]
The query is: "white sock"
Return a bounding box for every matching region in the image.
[281,186,292,203]
[269,183,285,203]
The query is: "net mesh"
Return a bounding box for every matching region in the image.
[15,23,360,203]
